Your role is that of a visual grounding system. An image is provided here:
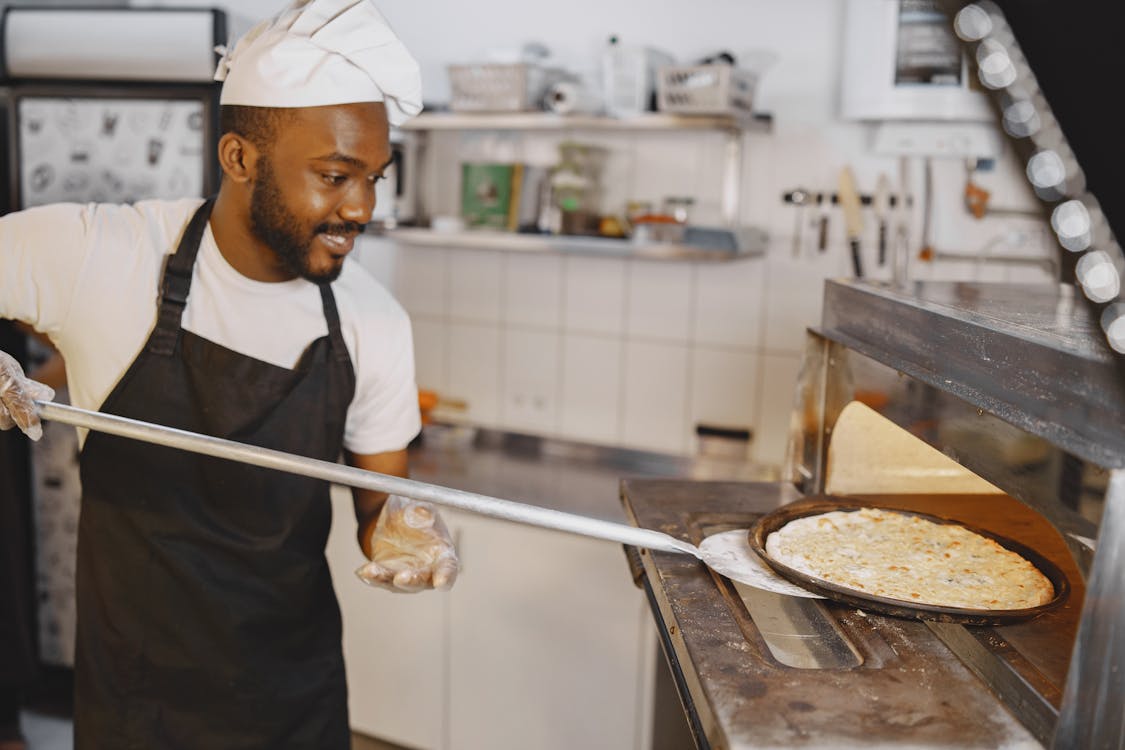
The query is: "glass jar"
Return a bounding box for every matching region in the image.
[662,196,695,224]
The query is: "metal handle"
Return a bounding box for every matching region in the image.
[37,401,700,558]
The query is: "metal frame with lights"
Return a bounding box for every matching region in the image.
[938,6,1125,748]
[949,1,1125,356]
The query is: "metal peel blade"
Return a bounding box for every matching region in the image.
[698,529,824,598]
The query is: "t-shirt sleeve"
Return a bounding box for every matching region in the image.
[0,203,94,335]
[343,292,422,456]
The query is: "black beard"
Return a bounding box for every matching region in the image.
[248,159,362,284]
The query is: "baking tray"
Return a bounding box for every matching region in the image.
[748,497,1070,625]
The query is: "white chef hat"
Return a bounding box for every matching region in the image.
[213,0,422,126]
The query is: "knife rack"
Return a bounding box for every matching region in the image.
[782,189,906,207]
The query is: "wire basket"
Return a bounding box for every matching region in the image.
[657,64,757,116]
[448,63,568,112]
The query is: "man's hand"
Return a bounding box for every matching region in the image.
[356,495,459,593]
[0,349,55,441]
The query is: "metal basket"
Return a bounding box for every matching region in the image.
[448,63,568,112]
[657,64,757,116]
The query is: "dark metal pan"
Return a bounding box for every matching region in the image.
[748,497,1070,626]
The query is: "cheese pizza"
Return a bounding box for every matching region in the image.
[764,508,1054,610]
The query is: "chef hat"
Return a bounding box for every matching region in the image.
[213,0,422,126]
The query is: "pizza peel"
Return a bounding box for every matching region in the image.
[34,400,799,592]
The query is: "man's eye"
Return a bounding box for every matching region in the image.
[368,174,385,185]
[322,174,347,186]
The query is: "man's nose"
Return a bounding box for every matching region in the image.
[339,181,375,225]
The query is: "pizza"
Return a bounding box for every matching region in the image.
[763,508,1054,610]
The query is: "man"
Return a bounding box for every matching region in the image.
[0,1,458,747]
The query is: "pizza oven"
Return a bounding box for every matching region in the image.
[621,277,1124,749]
[621,2,1125,745]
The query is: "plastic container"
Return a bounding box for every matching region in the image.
[448,63,570,112]
[657,64,757,116]
[600,36,675,117]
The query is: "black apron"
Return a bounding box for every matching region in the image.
[0,321,37,699]
[75,201,356,750]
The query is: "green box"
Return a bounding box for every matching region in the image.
[461,163,521,230]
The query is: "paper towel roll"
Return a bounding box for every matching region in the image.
[543,81,602,115]
[2,8,223,83]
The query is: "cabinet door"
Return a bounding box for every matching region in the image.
[446,510,656,750]
[326,486,448,749]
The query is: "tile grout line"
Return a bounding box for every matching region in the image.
[497,251,508,430]
[750,257,774,463]
[553,257,566,436]
[683,263,701,455]
[616,258,632,444]
[439,248,452,398]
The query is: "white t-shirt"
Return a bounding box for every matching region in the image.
[0,198,420,454]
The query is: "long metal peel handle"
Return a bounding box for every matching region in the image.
[37,401,700,558]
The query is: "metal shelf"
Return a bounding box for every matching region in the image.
[390,111,773,257]
[399,111,772,134]
[377,226,768,262]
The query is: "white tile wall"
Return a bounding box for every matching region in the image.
[560,334,623,445]
[411,317,448,393]
[448,250,504,323]
[693,257,767,349]
[689,132,732,227]
[501,329,561,434]
[503,254,563,330]
[353,235,399,289]
[762,256,837,354]
[562,255,628,336]
[394,246,448,319]
[629,134,704,211]
[625,261,695,343]
[621,341,690,454]
[385,121,1054,470]
[756,352,804,467]
[690,348,759,438]
[445,322,502,425]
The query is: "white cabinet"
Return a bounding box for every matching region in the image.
[326,487,657,750]
[445,510,656,750]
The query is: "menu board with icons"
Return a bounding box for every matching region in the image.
[16,95,209,208]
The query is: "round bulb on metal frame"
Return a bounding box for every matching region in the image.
[1051,201,1093,252]
[1026,150,1066,190]
[976,40,1017,89]
[1076,251,1121,303]
[1002,99,1039,137]
[1100,303,1125,354]
[954,4,993,41]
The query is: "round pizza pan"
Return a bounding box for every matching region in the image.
[748,497,1071,626]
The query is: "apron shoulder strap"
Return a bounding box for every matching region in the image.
[318,283,352,364]
[148,199,216,356]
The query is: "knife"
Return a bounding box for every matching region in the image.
[789,187,810,258]
[837,166,864,277]
[816,193,829,253]
[873,173,891,267]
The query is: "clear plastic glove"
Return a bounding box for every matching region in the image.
[0,349,55,441]
[356,495,459,593]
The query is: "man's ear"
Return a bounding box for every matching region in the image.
[217,132,260,184]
